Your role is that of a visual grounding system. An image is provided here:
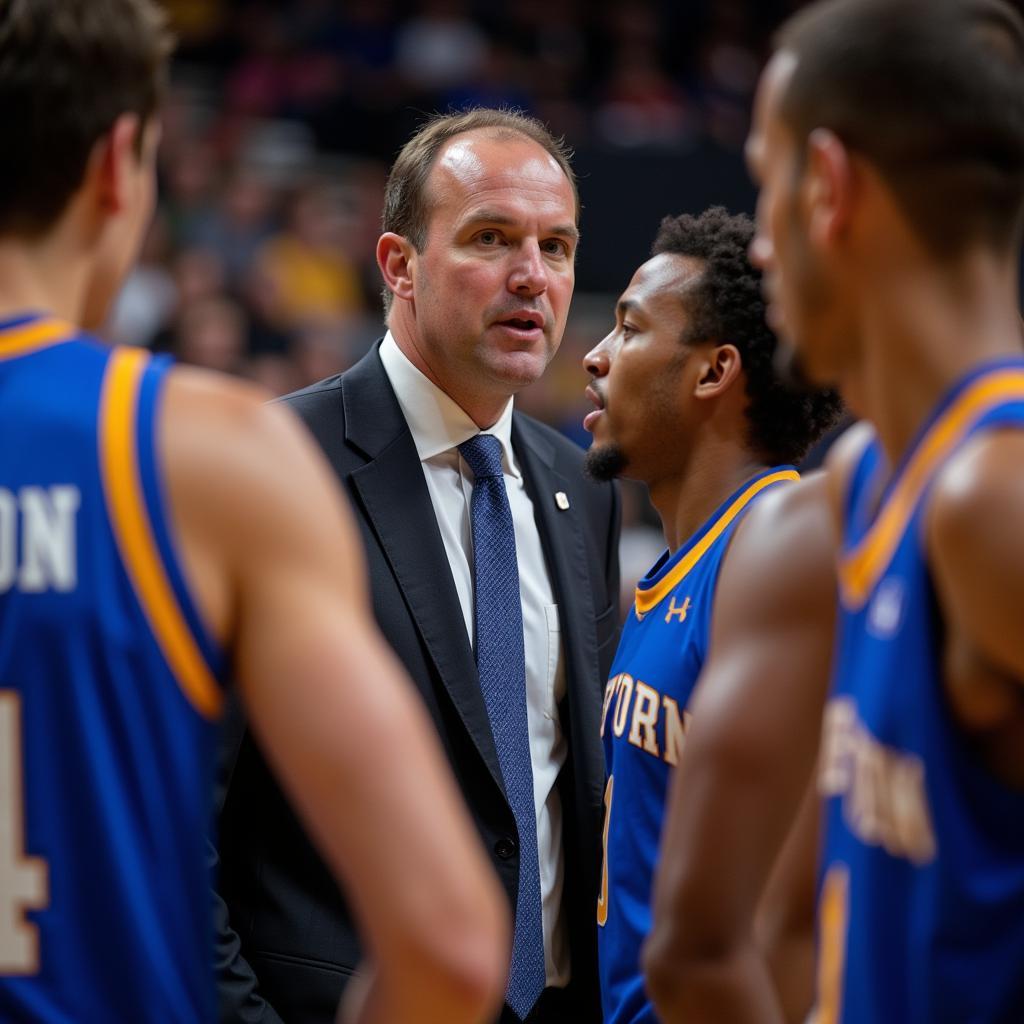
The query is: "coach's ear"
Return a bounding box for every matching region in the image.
[377,232,417,304]
[805,127,854,249]
[694,342,742,399]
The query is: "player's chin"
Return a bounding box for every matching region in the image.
[584,441,628,482]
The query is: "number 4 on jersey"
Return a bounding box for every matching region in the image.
[0,691,48,973]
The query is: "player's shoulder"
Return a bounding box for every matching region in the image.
[741,470,830,538]
[927,427,1024,548]
[161,363,316,484]
[822,419,874,519]
[165,361,273,425]
[719,470,838,625]
[731,471,834,567]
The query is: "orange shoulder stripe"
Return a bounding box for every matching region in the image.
[0,317,73,361]
[98,347,223,720]
[839,370,1024,608]
[634,469,800,616]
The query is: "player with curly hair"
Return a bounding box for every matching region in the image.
[581,205,841,1024]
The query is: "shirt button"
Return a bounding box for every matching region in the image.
[495,837,518,859]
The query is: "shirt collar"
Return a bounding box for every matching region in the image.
[378,331,521,479]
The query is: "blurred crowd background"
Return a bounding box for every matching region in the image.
[109,0,1020,602]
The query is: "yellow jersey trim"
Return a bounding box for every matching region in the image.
[98,347,223,720]
[839,369,1024,609]
[0,317,74,361]
[634,469,800,616]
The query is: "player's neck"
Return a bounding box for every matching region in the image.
[851,250,1022,471]
[0,234,91,326]
[649,443,768,553]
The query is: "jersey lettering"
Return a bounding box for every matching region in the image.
[0,486,80,594]
[820,697,936,865]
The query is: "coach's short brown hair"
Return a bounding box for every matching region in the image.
[379,108,578,315]
[0,0,173,237]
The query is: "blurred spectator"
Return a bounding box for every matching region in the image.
[291,315,375,388]
[162,139,220,249]
[694,0,763,149]
[225,2,342,121]
[594,44,696,149]
[105,216,178,348]
[394,0,488,93]
[442,42,534,113]
[173,247,228,307]
[172,296,249,375]
[189,165,278,285]
[254,181,366,328]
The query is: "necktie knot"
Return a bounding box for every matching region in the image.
[458,433,504,481]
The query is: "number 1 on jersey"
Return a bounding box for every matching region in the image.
[0,691,48,974]
[597,775,614,926]
[814,863,849,1024]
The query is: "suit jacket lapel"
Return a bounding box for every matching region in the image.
[342,348,504,794]
[513,416,605,811]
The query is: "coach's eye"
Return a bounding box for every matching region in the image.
[542,238,570,257]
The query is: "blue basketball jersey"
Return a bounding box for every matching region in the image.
[0,314,228,1022]
[816,359,1024,1023]
[597,467,799,1024]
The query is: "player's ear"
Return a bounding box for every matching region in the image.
[377,232,417,304]
[805,128,853,249]
[694,343,742,399]
[92,113,143,216]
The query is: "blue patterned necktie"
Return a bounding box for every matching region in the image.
[458,433,545,1021]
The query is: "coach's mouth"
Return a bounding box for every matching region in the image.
[492,309,546,342]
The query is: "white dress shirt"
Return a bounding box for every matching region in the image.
[379,331,570,987]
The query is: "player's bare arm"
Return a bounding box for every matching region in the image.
[643,472,836,1024]
[754,777,821,1023]
[160,367,510,1024]
[926,429,1024,788]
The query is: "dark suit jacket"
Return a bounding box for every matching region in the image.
[214,344,621,1023]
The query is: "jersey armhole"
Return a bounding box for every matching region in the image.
[98,347,227,720]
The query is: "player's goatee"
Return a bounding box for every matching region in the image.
[584,443,629,482]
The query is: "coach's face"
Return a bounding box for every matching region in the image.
[407,131,578,421]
